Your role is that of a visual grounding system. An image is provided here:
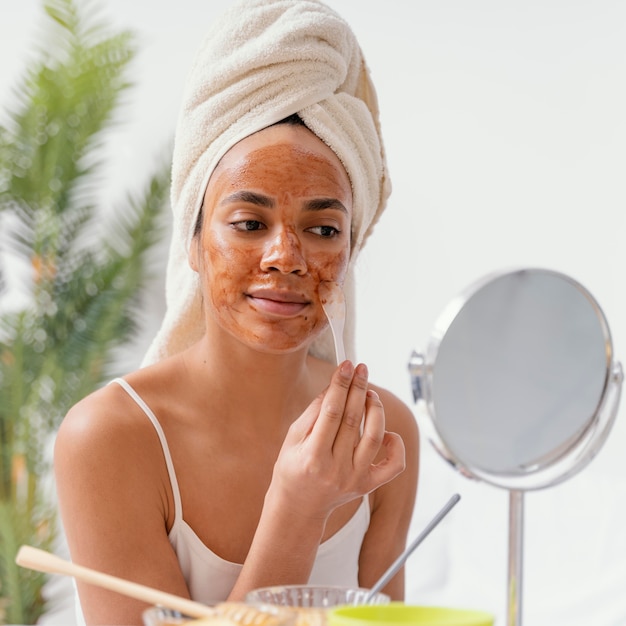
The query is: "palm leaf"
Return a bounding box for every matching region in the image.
[0,0,171,621]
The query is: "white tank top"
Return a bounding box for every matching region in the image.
[112,377,370,603]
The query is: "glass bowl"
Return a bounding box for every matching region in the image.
[245,586,390,626]
[245,585,390,609]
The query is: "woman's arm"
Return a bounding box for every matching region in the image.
[228,362,407,599]
[54,385,190,625]
[357,386,420,600]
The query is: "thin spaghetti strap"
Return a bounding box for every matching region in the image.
[109,378,183,523]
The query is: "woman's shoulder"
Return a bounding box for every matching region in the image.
[60,355,177,427]
[54,370,173,511]
[59,355,178,441]
[57,353,196,466]
[56,378,146,454]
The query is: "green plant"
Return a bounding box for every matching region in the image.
[0,0,170,622]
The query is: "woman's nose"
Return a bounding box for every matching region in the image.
[260,228,307,275]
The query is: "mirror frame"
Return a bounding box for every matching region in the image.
[409,267,623,491]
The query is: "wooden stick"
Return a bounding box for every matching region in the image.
[16,545,216,619]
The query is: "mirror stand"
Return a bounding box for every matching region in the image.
[507,490,524,626]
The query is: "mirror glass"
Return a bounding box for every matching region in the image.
[411,268,622,490]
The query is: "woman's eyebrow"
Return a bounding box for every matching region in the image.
[221,190,274,207]
[304,198,348,214]
[221,192,347,215]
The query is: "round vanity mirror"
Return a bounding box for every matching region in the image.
[409,268,622,490]
[408,268,622,626]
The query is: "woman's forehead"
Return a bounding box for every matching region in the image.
[226,123,343,168]
[208,124,353,203]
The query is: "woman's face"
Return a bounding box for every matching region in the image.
[190,123,353,354]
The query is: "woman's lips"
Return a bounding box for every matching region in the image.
[246,289,310,317]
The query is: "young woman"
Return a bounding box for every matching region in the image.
[54,2,419,624]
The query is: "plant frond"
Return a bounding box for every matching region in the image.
[0,2,137,274]
[0,499,55,624]
[0,0,171,621]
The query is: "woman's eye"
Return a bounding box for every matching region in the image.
[233,220,265,232]
[308,225,340,238]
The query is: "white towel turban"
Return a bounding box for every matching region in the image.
[143,0,391,366]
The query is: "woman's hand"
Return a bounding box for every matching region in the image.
[228,360,411,599]
[270,360,406,522]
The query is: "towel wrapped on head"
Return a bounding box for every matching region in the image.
[143,0,391,366]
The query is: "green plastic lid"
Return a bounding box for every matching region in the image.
[328,603,494,626]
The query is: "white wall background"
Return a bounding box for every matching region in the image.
[2,2,626,625]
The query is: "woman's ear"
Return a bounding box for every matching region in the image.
[189,236,200,272]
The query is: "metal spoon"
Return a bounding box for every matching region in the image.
[365,493,461,601]
[319,281,346,364]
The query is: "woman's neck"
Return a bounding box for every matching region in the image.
[181,334,330,430]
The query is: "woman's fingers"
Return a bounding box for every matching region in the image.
[350,389,385,466]
[366,430,406,489]
[330,363,370,453]
[309,362,390,467]
[351,389,406,491]
[307,360,357,448]
[287,393,324,441]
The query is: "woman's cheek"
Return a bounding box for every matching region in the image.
[202,236,248,307]
[313,249,350,283]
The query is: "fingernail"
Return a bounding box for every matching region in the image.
[367,389,380,400]
[340,360,354,376]
[355,363,368,379]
